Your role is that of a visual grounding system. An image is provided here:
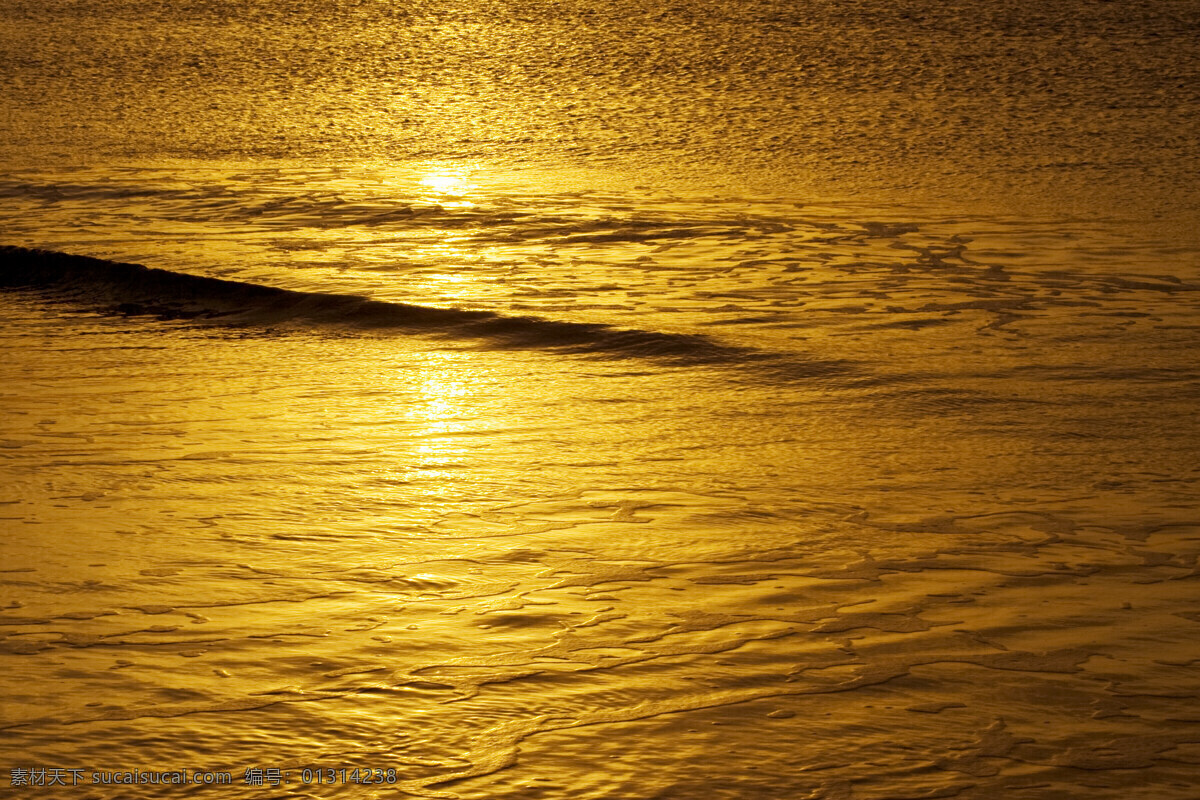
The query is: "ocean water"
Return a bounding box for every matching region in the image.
[2,0,1200,797]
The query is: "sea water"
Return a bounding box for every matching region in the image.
[2,0,1200,797]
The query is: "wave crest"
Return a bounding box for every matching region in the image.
[0,246,849,377]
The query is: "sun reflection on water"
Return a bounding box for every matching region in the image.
[418,169,475,208]
[401,350,476,492]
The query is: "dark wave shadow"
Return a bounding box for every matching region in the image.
[1,246,853,379]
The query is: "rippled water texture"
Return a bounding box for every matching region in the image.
[3,0,1200,224]
[2,0,1200,797]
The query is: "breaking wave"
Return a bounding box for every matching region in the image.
[0,246,849,377]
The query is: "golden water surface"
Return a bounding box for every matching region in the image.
[2,0,1200,797]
